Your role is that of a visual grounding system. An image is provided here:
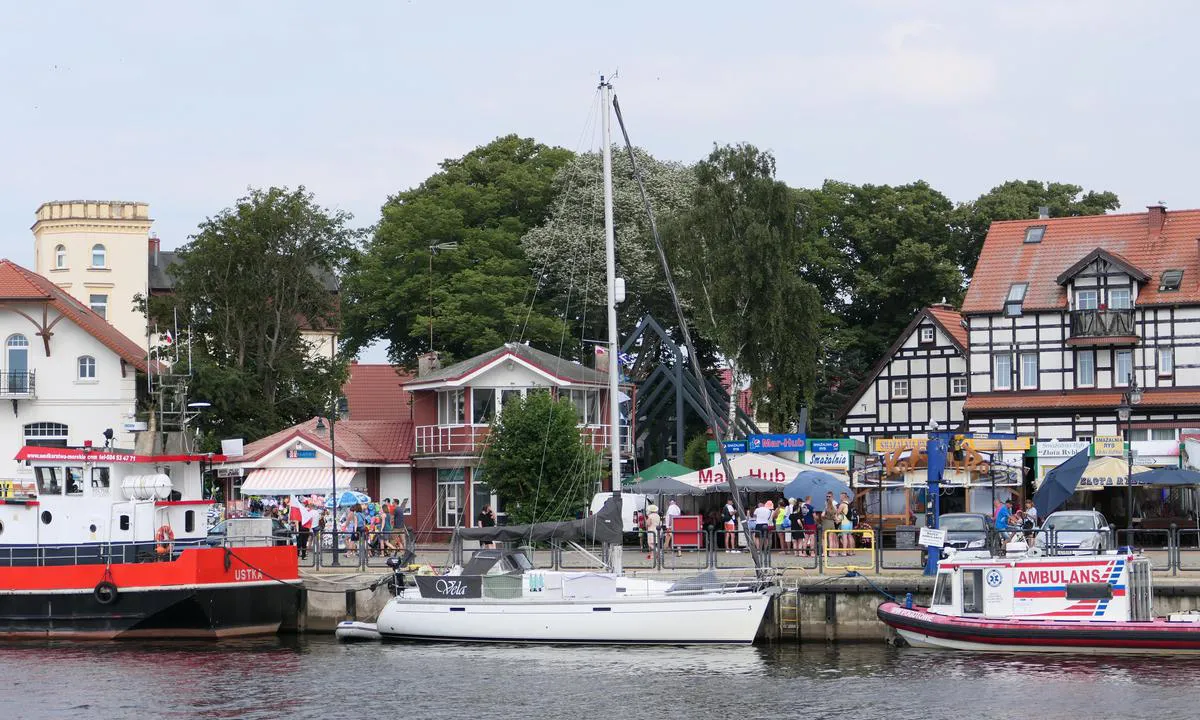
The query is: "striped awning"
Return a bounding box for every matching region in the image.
[241,468,356,494]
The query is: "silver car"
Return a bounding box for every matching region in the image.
[1040,510,1112,554]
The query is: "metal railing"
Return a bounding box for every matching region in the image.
[414,423,633,455]
[0,371,35,398]
[1070,308,1134,338]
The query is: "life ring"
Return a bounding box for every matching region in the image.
[94,581,118,605]
[155,524,175,557]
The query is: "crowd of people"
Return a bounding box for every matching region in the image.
[234,495,411,560]
[635,491,868,557]
[995,497,1040,544]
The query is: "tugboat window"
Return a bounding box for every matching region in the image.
[119,515,130,531]
[35,466,62,495]
[40,510,52,525]
[185,510,196,533]
[932,571,953,605]
[92,467,111,495]
[66,467,84,495]
[963,569,984,614]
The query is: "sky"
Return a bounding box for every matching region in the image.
[2,1,1198,361]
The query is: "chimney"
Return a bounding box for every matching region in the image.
[1037,206,1050,220]
[417,351,441,377]
[1148,203,1167,236]
[148,233,160,266]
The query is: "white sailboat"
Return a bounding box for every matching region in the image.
[372,78,773,644]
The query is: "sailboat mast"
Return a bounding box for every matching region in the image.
[601,77,621,492]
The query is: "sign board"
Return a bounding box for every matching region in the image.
[809,440,842,454]
[748,434,805,453]
[1132,440,1180,467]
[1093,436,1125,457]
[122,421,149,432]
[808,451,850,470]
[287,449,318,459]
[414,575,483,599]
[962,437,1032,452]
[216,467,244,478]
[873,438,928,452]
[721,440,748,454]
[1037,441,1091,458]
[918,527,946,548]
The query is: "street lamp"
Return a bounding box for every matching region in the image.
[428,241,459,351]
[1117,378,1142,532]
[315,412,338,566]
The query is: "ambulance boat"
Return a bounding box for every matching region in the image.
[878,550,1200,654]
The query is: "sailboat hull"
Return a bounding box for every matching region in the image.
[376,592,770,644]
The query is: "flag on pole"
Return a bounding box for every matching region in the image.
[161,330,174,346]
[594,345,608,356]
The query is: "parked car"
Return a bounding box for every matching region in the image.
[940,513,1000,553]
[1040,510,1112,554]
[206,518,291,547]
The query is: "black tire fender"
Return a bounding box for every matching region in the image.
[94,580,118,605]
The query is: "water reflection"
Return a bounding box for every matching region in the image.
[3,639,1200,720]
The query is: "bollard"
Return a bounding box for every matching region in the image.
[905,592,913,609]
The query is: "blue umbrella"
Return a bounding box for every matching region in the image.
[782,470,851,501]
[1131,466,1200,486]
[325,490,370,509]
[1034,447,1090,518]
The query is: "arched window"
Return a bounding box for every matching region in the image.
[91,244,106,268]
[78,355,96,380]
[54,245,66,269]
[6,334,29,394]
[24,422,68,448]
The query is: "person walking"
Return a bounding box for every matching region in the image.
[788,499,805,556]
[801,496,817,556]
[722,500,738,553]
[645,504,662,560]
[665,499,682,556]
[821,493,839,556]
[477,504,497,549]
[837,492,855,556]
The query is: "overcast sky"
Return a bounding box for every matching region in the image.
[2,1,1197,359]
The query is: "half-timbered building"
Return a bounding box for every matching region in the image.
[960,204,1200,442]
[839,304,969,444]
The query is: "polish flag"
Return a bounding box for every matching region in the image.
[289,497,316,529]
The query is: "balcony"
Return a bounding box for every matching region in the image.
[1068,309,1137,345]
[0,371,36,399]
[414,424,633,457]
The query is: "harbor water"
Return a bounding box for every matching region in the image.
[2,638,1199,720]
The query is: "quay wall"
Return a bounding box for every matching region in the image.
[293,573,1200,640]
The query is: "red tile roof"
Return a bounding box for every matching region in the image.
[0,260,149,372]
[964,388,1200,413]
[961,207,1200,314]
[927,305,968,349]
[237,416,413,464]
[343,363,412,421]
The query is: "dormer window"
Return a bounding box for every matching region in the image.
[1024,226,1046,244]
[1160,269,1183,292]
[1004,283,1027,317]
[1108,287,1132,310]
[1075,289,1098,310]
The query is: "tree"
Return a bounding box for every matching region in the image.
[480,391,599,524]
[342,135,574,366]
[156,186,354,445]
[683,433,711,471]
[667,144,823,432]
[953,180,1121,272]
[521,147,697,340]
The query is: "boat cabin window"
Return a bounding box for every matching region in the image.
[36,467,62,495]
[185,510,196,533]
[962,569,984,614]
[506,551,533,572]
[92,467,110,492]
[932,571,953,606]
[119,515,130,531]
[1065,583,1113,600]
[66,467,84,496]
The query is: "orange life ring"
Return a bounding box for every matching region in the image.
[155,524,175,556]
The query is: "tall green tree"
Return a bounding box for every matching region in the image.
[953,180,1121,273]
[159,186,354,444]
[342,135,574,366]
[521,147,697,340]
[480,391,599,524]
[668,144,823,432]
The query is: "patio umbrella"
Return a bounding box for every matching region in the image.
[1033,447,1090,518]
[625,475,707,496]
[781,470,852,501]
[325,490,370,509]
[1131,466,1200,486]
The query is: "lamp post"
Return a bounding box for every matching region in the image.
[315,411,338,566]
[428,241,459,351]
[1117,378,1143,532]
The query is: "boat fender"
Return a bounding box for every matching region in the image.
[223,547,232,571]
[94,581,119,605]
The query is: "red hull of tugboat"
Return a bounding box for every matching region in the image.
[0,546,300,639]
[878,602,1200,653]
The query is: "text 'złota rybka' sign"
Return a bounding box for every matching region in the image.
[747,434,805,452]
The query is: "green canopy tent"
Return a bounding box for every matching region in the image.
[628,460,693,483]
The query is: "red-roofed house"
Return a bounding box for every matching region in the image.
[405,343,632,538]
[961,205,1200,449]
[839,304,970,443]
[0,258,151,481]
